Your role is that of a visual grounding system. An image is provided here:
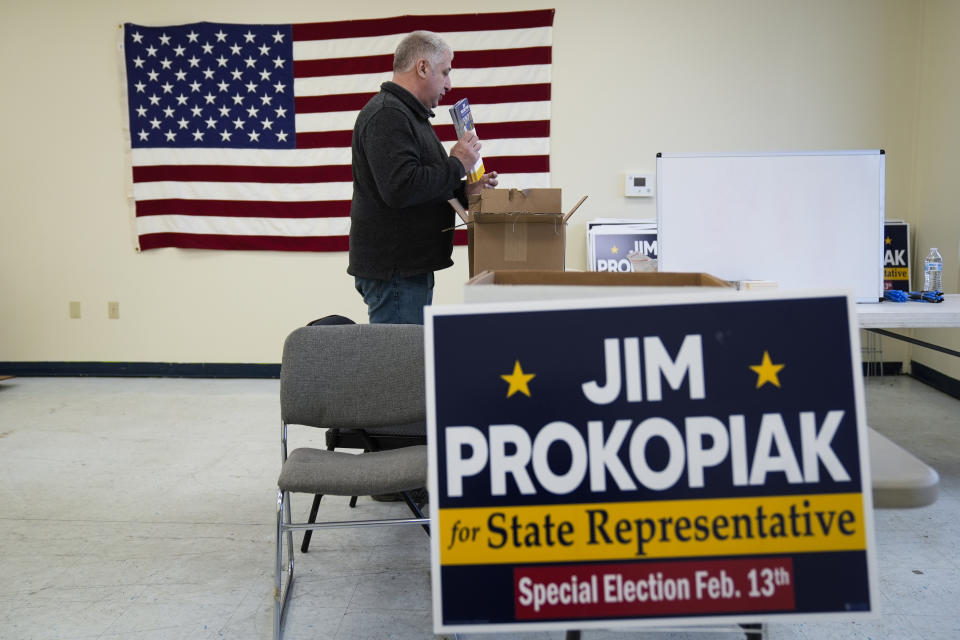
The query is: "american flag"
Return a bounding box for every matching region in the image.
[121,10,554,252]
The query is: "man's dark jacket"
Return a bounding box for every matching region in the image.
[347,81,467,281]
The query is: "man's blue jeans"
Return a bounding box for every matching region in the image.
[354,272,434,324]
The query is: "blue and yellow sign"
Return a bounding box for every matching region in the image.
[591,231,658,272]
[425,292,876,633]
[883,221,910,291]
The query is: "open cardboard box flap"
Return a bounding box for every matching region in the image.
[473,188,560,213]
[451,189,587,225]
[447,197,469,225]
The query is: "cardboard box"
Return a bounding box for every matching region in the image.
[452,189,587,276]
[463,270,733,303]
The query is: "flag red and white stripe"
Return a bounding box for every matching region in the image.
[123,10,554,251]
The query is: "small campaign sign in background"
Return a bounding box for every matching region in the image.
[425,291,876,634]
[590,231,658,272]
[883,221,910,291]
[586,219,657,272]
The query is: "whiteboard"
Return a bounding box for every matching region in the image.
[656,150,885,302]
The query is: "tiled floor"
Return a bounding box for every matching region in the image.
[0,374,958,639]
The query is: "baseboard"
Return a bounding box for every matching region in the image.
[0,362,280,379]
[910,361,960,400]
[861,361,903,376]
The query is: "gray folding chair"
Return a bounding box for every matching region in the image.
[298,314,427,553]
[274,323,430,640]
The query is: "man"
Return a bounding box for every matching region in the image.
[347,30,498,324]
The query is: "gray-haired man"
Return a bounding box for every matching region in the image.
[347,31,498,324]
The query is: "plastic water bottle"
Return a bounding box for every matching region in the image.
[923,247,943,292]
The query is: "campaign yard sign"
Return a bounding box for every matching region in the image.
[586,219,658,272]
[591,230,658,272]
[425,291,876,634]
[883,221,910,292]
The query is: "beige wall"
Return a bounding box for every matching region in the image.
[0,0,954,372]
[910,0,960,380]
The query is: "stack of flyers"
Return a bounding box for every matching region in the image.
[449,97,485,183]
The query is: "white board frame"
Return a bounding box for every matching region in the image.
[656,150,885,303]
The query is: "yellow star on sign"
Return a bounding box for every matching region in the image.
[611,245,619,254]
[885,236,892,245]
[750,351,785,388]
[501,360,535,398]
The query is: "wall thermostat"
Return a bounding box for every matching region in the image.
[625,172,655,197]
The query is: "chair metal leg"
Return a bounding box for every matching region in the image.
[300,493,323,552]
[274,491,282,639]
[275,489,295,640]
[284,492,294,572]
[400,490,430,535]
